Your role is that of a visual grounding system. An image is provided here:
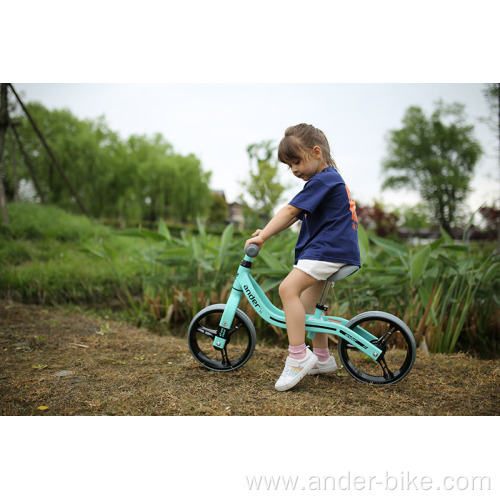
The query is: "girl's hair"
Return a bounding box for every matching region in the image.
[278,123,337,170]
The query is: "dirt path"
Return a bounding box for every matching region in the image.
[1,300,499,416]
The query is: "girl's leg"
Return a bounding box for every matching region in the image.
[300,281,337,372]
[275,269,321,391]
[299,280,329,350]
[279,269,319,346]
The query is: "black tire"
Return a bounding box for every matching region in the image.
[338,311,416,385]
[188,304,257,372]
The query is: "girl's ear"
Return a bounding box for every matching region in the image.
[313,145,322,158]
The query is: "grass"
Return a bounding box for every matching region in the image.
[1,299,498,416]
[0,203,147,307]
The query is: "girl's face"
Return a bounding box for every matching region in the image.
[289,146,327,182]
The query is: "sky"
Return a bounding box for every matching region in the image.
[13,83,499,213]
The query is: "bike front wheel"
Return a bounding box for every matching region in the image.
[188,304,257,372]
[338,311,416,385]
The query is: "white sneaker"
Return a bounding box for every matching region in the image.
[309,355,338,375]
[275,349,318,392]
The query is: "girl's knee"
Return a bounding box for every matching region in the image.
[278,280,288,301]
[279,279,301,304]
[279,279,294,302]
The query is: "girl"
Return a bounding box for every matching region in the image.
[245,124,361,391]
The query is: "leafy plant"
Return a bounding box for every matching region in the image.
[337,227,499,355]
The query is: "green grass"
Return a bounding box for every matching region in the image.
[4,203,108,242]
[0,203,146,306]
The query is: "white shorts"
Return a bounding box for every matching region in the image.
[294,260,346,281]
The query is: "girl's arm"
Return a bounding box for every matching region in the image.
[245,204,302,249]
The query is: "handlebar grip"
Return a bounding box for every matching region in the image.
[245,244,260,258]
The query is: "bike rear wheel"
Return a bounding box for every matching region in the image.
[338,311,416,385]
[188,304,257,371]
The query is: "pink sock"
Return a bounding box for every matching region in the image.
[288,343,306,360]
[313,347,330,362]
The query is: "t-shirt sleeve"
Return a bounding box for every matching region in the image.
[289,177,332,216]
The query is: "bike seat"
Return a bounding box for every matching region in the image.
[326,265,360,283]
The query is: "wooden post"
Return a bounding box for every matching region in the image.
[7,83,90,217]
[0,83,11,227]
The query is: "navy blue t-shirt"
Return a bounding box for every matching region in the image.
[289,167,361,266]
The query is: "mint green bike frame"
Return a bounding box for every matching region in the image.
[213,253,383,361]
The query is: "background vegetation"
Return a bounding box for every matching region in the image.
[2,101,213,224]
[1,203,498,358]
[1,88,499,359]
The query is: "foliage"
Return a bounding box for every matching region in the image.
[338,225,500,356]
[2,101,213,223]
[89,217,499,356]
[382,100,482,232]
[240,140,287,228]
[90,219,295,333]
[397,203,431,232]
[356,201,399,237]
[208,192,229,227]
[473,205,500,240]
[481,83,499,134]
[4,202,107,241]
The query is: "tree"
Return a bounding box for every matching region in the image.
[208,192,229,227]
[5,101,213,224]
[356,201,399,238]
[240,140,286,228]
[482,83,499,252]
[382,101,482,233]
[0,84,10,227]
[398,203,431,232]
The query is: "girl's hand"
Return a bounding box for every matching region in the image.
[245,229,265,250]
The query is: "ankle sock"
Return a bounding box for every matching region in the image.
[288,343,307,360]
[313,347,330,362]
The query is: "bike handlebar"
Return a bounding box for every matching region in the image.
[245,244,260,258]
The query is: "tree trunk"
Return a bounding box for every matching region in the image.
[0,83,11,227]
[497,83,500,254]
[9,124,19,201]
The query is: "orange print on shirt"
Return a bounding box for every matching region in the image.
[345,185,359,230]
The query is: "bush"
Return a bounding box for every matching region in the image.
[1,203,143,306]
[6,203,108,242]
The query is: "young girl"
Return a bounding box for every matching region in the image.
[245,124,361,391]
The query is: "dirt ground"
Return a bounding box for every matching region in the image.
[1,300,499,416]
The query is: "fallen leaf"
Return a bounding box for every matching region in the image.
[68,342,89,349]
[38,406,49,411]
